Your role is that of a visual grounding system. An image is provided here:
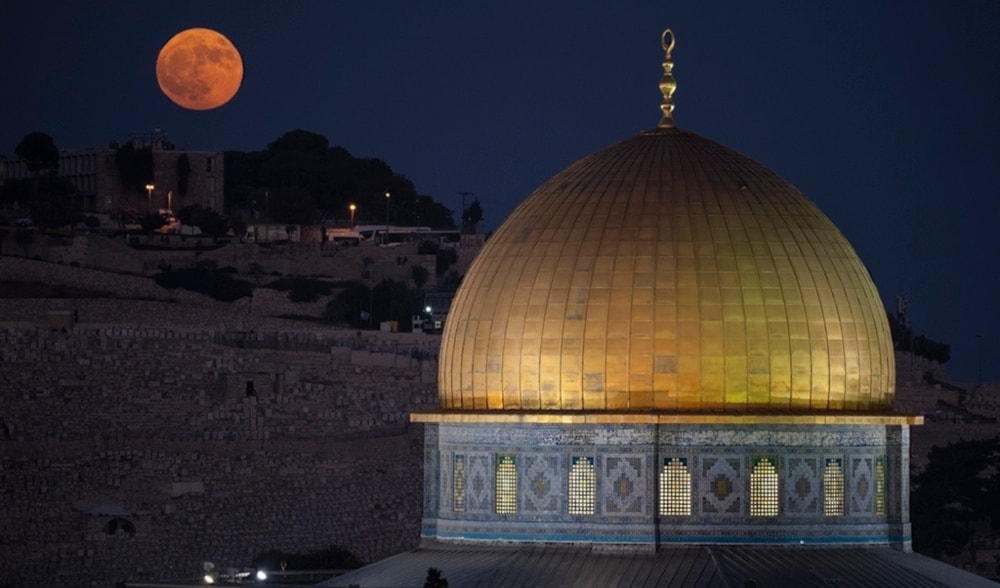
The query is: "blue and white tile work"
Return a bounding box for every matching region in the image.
[421,422,913,550]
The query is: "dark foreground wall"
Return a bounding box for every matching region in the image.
[0,324,437,587]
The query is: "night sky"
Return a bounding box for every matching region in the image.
[3,1,999,383]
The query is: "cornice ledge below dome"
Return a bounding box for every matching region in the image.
[410,410,923,426]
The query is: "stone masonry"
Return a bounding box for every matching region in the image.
[0,320,438,587]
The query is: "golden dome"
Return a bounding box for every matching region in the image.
[439,126,895,412]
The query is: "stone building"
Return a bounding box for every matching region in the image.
[327,30,994,587]
[1,130,223,215]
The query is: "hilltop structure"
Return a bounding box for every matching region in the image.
[1,130,223,216]
[327,30,993,587]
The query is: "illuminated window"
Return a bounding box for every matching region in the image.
[823,458,845,516]
[453,455,466,513]
[750,457,779,517]
[875,456,886,516]
[659,457,692,516]
[568,456,596,515]
[495,454,517,514]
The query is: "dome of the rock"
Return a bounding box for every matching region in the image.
[439,126,894,412]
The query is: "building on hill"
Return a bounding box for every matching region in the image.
[1,130,223,216]
[326,29,995,587]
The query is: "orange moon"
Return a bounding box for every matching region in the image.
[156,28,243,110]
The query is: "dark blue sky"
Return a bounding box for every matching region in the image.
[3,1,999,383]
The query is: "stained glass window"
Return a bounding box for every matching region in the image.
[659,457,692,516]
[750,457,779,517]
[823,458,844,516]
[495,454,517,514]
[453,455,466,513]
[568,456,596,515]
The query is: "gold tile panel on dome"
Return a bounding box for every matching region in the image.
[437,31,894,414]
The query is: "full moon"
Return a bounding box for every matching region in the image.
[156,28,243,110]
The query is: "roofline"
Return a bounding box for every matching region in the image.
[411,410,923,425]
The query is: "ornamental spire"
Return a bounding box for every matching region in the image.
[658,29,677,128]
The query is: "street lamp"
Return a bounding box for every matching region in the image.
[145,184,155,211]
[385,190,391,227]
[349,203,357,227]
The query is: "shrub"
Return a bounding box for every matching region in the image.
[417,239,441,255]
[435,247,457,275]
[154,268,253,301]
[262,277,335,303]
[411,264,429,288]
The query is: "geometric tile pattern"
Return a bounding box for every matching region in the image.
[523,454,560,513]
[425,423,911,548]
[701,456,742,515]
[604,456,643,514]
[785,456,820,515]
[466,453,492,513]
[849,456,875,515]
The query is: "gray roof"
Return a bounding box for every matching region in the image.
[320,541,998,588]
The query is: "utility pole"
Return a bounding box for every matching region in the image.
[458,191,474,234]
[977,334,983,387]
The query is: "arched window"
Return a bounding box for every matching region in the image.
[875,456,886,516]
[568,457,595,515]
[453,455,466,513]
[659,457,692,516]
[750,457,779,517]
[495,454,517,514]
[823,458,845,516]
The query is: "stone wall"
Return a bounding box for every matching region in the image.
[0,323,439,587]
[0,232,466,291]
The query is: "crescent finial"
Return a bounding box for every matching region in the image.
[658,28,677,128]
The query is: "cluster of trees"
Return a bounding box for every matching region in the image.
[886,313,951,364]
[225,129,457,228]
[4,129,474,236]
[911,436,1000,570]
[1,132,80,229]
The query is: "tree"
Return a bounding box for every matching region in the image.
[411,264,429,289]
[29,176,80,230]
[15,132,59,175]
[177,204,229,237]
[140,212,167,233]
[226,129,456,228]
[911,436,1000,560]
[324,281,373,327]
[266,187,316,225]
[463,198,483,234]
[435,247,458,276]
[115,142,154,196]
[15,132,60,204]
